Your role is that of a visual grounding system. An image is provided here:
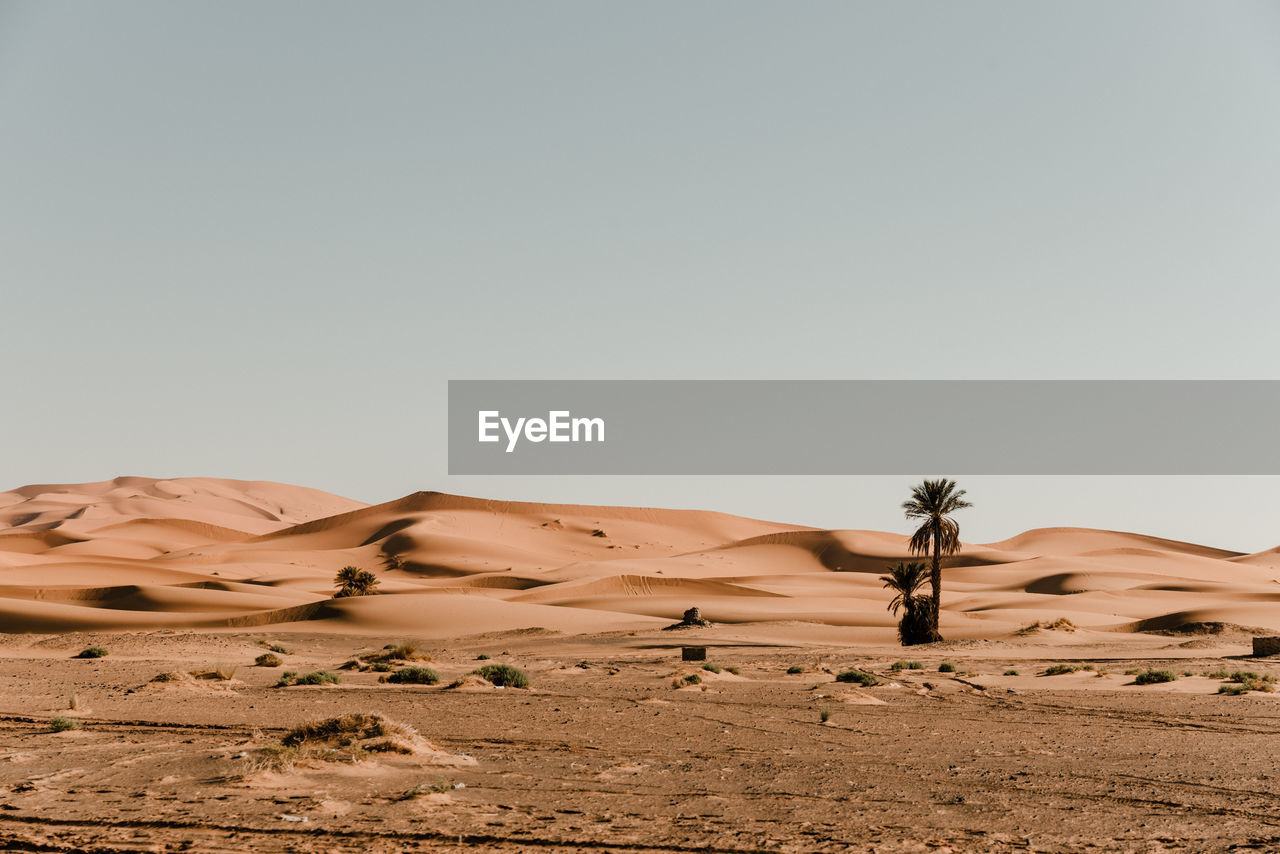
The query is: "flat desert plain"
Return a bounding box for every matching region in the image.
[1,478,1279,852]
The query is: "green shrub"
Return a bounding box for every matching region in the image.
[725,665,740,675]
[382,666,441,685]
[476,653,491,661]
[819,709,830,723]
[1218,683,1250,695]
[472,663,529,689]
[1134,669,1177,685]
[702,663,722,673]
[1227,671,1275,684]
[1042,664,1080,676]
[49,716,80,732]
[938,662,955,673]
[1004,669,1019,676]
[278,670,340,687]
[835,670,879,687]
[786,665,804,674]
[255,653,283,667]
[891,661,924,671]
[368,662,394,673]
[75,647,107,659]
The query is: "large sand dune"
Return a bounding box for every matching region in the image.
[1,477,1277,638]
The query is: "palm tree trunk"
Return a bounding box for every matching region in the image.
[930,521,942,637]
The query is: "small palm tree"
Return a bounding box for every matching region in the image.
[333,566,380,598]
[381,552,405,572]
[880,561,934,646]
[903,478,972,642]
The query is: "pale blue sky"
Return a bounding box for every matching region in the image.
[4,2,1280,549]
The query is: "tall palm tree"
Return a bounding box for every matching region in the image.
[902,478,972,641]
[333,565,380,598]
[879,561,933,645]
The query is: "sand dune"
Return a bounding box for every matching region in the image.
[0,478,1277,638]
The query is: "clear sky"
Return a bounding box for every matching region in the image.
[4,2,1280,550]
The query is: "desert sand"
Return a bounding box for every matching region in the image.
[1,477,1278,852]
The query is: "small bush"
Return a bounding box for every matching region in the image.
[590,529,607,537]
[1004,669,1019,676]
[75,647,107,659]
[255,653,283,668]
[819,709,830,723]
[1133,669,1177,685]
[835,670,880,687]
[382,666,441,685]
[398,779,453,799]
[278,670,341,687]
[786,665,804,674]
[1218,683,1251,695]
[672,673,702,688]
[891,661,923,671]
[369,662,394,673]
[476,653,491,661]
[194,664,237,681]
[258,640,292,655]
[1042,664,1080,676]
[702,663,722,673]
[725,665,740,675]
[938,662,955,673]
[472,663,529,688]
[1227,671,1275,684]
[50,716,80,732]
[1205,668,1232,679]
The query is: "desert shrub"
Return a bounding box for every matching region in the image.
[819,709,831,723]
[786,665,804,674]
[835,670,880,687]
[193,664,237,681]
[258,640,291,655]
[702,663,722,673]
[476,653,491,661]
[1004,669,1019,676]
[75,647,107,659]
[255,653,283,667]
[1227,671,1275,684]
[891,661,923,671]
[938,662,956,673]
[398,779,453,799]
[1042,664,1081,676]
[1016,617,1078,635]
[280,713,422,758]
[472,663,529,688]
[725,665,740,675]
[49,716,80,732]
[1218,683,1251,695]
[1205,668,1232,679]
[369,662,394,673]
[278,670,340,687]
[333,566,380,598]
[1134,669,1177,685]
[382,666,441,685]
[1222,672,1274,693]
[590,529,607,537]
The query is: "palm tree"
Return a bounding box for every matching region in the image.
[902,478,972,642]
[381,551,405,572]
[880,561,933,645]
[333,565,380,598]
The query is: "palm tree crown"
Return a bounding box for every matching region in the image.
[880,561,929,616]
[333,566,380,598]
